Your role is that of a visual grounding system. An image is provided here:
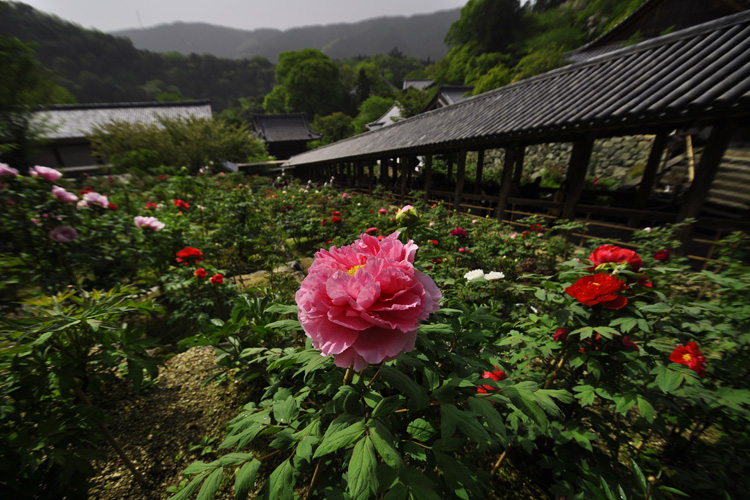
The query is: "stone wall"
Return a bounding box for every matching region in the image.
[482,135,654,184]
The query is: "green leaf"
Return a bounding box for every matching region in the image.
[573,385,596,407]
[196,467,223,500]
[407,418,436,442]
[380,366,428,412]
[265,319,302,331]
[218,453,253,466]
[272,396,299,424]
[183,461,217,475]
[637,396,655,423]
[348,436,378,500]
[234,459,261,500]
[313,421,366,458]
[655,367,683,393]
[372,395,405,419]
[631,459,647,494]
[268,459,294,500]
[369,420,404,473]
[264,303,298,315]
[383,482,409,500]
[168,471,209,500]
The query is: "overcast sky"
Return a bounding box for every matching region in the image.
[18,0,470,32]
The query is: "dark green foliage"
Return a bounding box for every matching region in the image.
[0,2,275,112]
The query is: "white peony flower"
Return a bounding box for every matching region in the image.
[464,269,485,281]
[485,271,505,280]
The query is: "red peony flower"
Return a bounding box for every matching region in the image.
[195,268,207,278]
[158,175,168,181]
[295,232,442,370]
[332,216,342,224]
[669,341,706,377]
[108,203,118,211]
[146,202,158,209]
[321,219,325,227]
[210,273,224,285]
[565,273,628,309]
[173,199,189,211]
[450,227,468,237]
[429,240,438,246]
[331,210,340,216]
[654,249,670,262]
[477,367,507,394]
[554,328,569,342]
[175,246,203,265]
[531,223,543,232]
[365,227,379,235]
[621,336,639,352]
[589,244,643,272]
[482,368,507,381]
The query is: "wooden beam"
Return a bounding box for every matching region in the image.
[676,120,738,247]
[474,149,485,194]
[422,154,433,203]
[453,151,467,212]
[562,136,595,221]
[496,145,518,222]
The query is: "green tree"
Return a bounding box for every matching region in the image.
[88,116,268,173]
[396,87,436,119]
[352,96,394,133]
[309,112,354,147]
[445,0,528,54]
[0,33,75,168]
[472,64,513,95]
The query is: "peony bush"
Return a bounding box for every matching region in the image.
[0,166,748,499]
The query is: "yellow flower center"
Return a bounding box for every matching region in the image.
[682,353,692,362]
[347,264,365,275]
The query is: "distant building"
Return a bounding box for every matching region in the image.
[422,85,474,112]
[367,104,404,131]
[252,113,321,160]
[402,79,434,91]
[30,100,212,170]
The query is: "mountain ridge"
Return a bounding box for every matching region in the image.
[111,9,461,62]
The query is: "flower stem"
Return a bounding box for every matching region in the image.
[491,448,509,475]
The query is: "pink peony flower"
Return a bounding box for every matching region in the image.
[378,208,388,215]
[134,216,165,231]
[0,163,19,177]
[51,185,78,203]
[296,232,442,370]
[29,165,62,181]
[48,226,78,243]
[83,191,109,208]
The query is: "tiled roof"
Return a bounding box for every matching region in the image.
[33,100,213,140]
[367,104,403,130]
[568,0,748,62]
[403,79,435,91]
[252,113,322,142]
[287,11,750,166]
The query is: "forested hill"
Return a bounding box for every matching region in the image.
[0,2,276,111]
[112,9,461,63]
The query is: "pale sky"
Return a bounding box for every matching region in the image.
[17,0,470,32]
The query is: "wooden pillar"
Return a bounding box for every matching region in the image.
[628,132,669,225]
[453,151,467,212]
[676,120,738,248]
[422,154,433,203]
[474,149,485,194]
[512,147,525,185]
[496,145,518,222]
[447,153,454,185]
[380,158,388,185]
[399,157,409,202]
[562,136,595,221]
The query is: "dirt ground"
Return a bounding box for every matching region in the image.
[87,346,249,500]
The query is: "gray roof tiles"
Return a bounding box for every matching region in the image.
[252,113,322,142]
[286,11,750,166]
[33,100,213,140]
